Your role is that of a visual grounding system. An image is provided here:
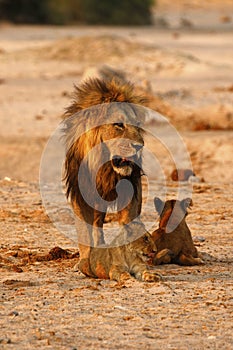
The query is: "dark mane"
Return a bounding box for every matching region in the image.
[64,77,147,117]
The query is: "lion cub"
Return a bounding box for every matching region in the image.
[78,222,161,282]
[151,198,204,266]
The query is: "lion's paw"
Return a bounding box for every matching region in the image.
[142,270,161,282]
[119,272,131,282]
[154,248,173,265]
[78,258,95,277]
[195,257,205,265]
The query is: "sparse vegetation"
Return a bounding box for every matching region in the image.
[0,0,155,25]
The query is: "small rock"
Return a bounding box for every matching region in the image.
[9,311,19,317]
[220,15,231,23]
[4,177,11,182]
[171,168,195,181]
[188,175,201,183]
[114,305,128,311]
[35,115,44,120]
[207,335,216,340]
[0,338,11,344]
[193,236,206,243]
[73,262,79,272]
[12,265,23,273]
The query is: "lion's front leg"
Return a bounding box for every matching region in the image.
[131,263,161,282]
[93,210,106,246]
[141,269,162,282]
[117,190,142,225]
[153,248,173,265]
[109,265,131,282]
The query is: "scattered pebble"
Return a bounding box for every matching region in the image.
[114,305,128,311]
[9,311,19,317]
[171,168,195,181]
[35,115,44,120]
[220,15,231,23]
[193,236,206,243]
[207,335,216,340]
[4,177,11,182]
[188,175,201,183]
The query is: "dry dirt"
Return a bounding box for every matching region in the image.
[0,2,233,349]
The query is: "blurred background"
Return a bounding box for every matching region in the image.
[0,0,232,27]
[0,0,232,182]
[0,0,154,25]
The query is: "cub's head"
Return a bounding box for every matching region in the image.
[130,232,157,262]
[154,197,193,233]
[111,222,157,261]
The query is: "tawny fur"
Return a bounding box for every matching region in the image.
[63,78,147,275]
[152,198,204,266]
[79,223,160,282]
[64,78,147,117]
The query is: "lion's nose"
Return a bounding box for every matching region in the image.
[132,143,143,152]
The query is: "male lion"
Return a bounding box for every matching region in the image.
[152,198,204,266]
[80,222,160,282]
[63,78,148,276]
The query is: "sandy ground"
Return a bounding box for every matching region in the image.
[0,2,233,349]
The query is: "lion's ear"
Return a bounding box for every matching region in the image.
[181,198,193,212]
[154,197,164,215]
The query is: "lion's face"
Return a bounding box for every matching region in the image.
[99,113,144,177]
[129,232,157,262]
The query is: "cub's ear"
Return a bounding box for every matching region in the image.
[181,198,193,212]
[154,197,164,214]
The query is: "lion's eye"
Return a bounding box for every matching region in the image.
[143,236,149,243]
[113,122,124,129]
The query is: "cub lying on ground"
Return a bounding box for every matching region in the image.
[78,222,161,282]
[151,198,204,266]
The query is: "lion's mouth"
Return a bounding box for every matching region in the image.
[141,252,155,262]
[112,155,136,168]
